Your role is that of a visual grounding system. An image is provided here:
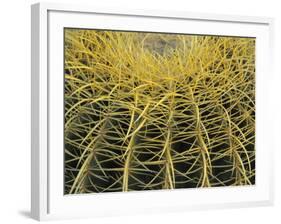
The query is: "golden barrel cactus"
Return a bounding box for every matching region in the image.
[64,29,255,194]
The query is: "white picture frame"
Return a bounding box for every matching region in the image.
[31,2,274,221]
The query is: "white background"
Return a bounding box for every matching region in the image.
[0,0,279,223]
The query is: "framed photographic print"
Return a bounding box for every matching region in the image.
[31,2,274,221]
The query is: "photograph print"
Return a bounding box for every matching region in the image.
[63,28,255,194]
